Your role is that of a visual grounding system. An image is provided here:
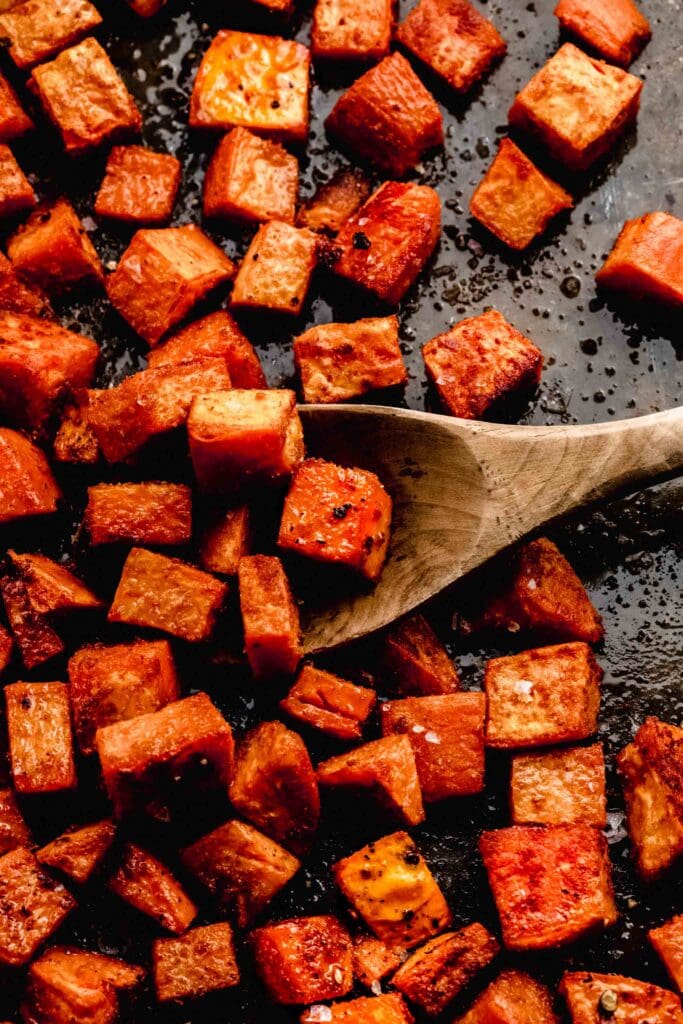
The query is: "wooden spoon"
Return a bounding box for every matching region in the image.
[297,404,683,653]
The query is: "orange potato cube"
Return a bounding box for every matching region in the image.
[53,397,100,464]
[182,819,300,927]
[555,0,651,67]
[68,639,179,755]
[508,43,643,172]
[5,681,76,794]
[294,315,407,403]
[7,197,102,292]
[251,915,353,1005]
[312,0,393,61]
[0,786,31,854]
[326,53,443,176]
[278,458,392,581]
[617,716,683,878]
[479,824,617,951]
[0,71,33,142]
[397,0,506,93]
[0,575,63,669]
[280,663,376,741]
[317,735,425,827]
[0,250,52,317]
[596,212,683,308]
[253,0,293,11]
[229,720,318,854]
[109,843,197,934]
[7,550,101,615]
[147,310,266,388]
[95,145,181,224]
[511,743,607,827]
[453,969,558,1024]
[238,554,302,678]
[560,972,683,1024]
[204,127,298,223]
[381,693,486,802]
[334,831,451,949]
[650,916,683,994]
[24,946,143,1024]
[352,935,404,988]
[423,309,543,419]
[37,820,116,884]
[0,847,75,966]
[331,181,441,304]
[383,613,461,696]
[0,144,35,218]
[297,168,371,236]
[302,993,414,1023]
[153,922,239,1002]
[231,220,318,315]
[190,31,310,142]
[0,623,12,675]
[200,505,251,575]
[0,0,102,69]
[84,482,192,546]
[106,225,234,346]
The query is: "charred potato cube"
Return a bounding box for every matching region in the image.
[200,505,251,575]
[0,251,52,317]
[53,396,99,465]
[454,969,558,1024]
[383,613,460,696]
[24,947,143,1024]
[7,198,103,292]
[0,144,35,218]
[0,0,102,70]
[148,310,266,388]
[95,145,181,224]
[84,482,192,547]
[560,971,683,1024]
[5,681,76,794]
[0,847,75,966]
[352,936,404,988]
[37,820,116,884]
[596,212,683,308]
[238,555,302,678]
[296,167,371,235]
[1,575,63,669]
[302,993,414,1023]
[108,843,197,934]
[204,127,298,224]
[231,220,318,316]
[251,915,353,1005]
[7,550,101,615]
[154,922,240,1002]
[312,0,393,62]
[511,743,607,827]
[281,663,376,741]
[554,0,651,67]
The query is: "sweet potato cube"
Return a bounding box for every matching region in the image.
[154,922,239,1002]
[0,144,35,218]
[0,0,102,69]
[555,0,651,67]
[596,212,683,308]
[231,221,318,315]
[229,720,318,854]
[7,550,102,615]
[560,972,683,1024]
[53,397,100,464]
[106,225,235,346]
[312,0,393,62]
[0,786,30,854]
[0,623,11,674]
[182,819,300,927]
[68,639,179,755]
[302,993,414,1024]
[95,145,181,224]
[326,53,443,176]
[392,923,500,1015]
[334,831,451,949]
[617,717,683,878]
[204,128,298,224]
[508,43,643,172]
[5,681,76,794]
[485,642,602,748]
[109,843,197,934]
[7,198,103,292]
[238,555,302,678]
[479,824,617,950]
[24,947,143,1024]
[251,915,353,1005]
[85,482,192,546]
[352,935,404,988]
[37,820,116,884]
[30,38,142,154]
[0,250,52,317]
[278,458,392,581]
[381,693,486,802]
[200,506,251,575]
[397,0,506,93]
[0,71,33,142]
[650,916,683,994]
[190,31,310,142]
[383,613,460,696]
[317,735,425,827]
[331,181,441,304]
[280,663,376,741]
[96,692,233,820]
[294,315,407,403]
[454,969,558,1024]
[147,311,266,388]
[1,576,63,668]
[511,743,607,827]
[0,847,75,966]
[188,390,303,493]
[297,167,371,236]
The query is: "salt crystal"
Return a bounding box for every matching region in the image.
[370,980,382,996]
[304,1006,332,1022]
[527,579,537,590]
[514,679,534,698]
[424,731,441,744]
[412,724,426,734]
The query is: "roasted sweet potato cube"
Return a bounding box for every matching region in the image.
[30,38,142,154]
[0,623,11,675]
[511,743,607,826]
[24,947,143,1024]
[312,0,393,61]
[200,506,251,575]
[617,717,683,878]
[96,692,234,820]
[0,144,35,218]
[147,311,266,388]
[108,843,197,934]
[154,922,239,1002]
[0,250,52,316]
[190,31,310,142]
[278,458,392,581]
[37,820,116,884]
[302,993,415,1024]
[68,639,179,755]
[297,168,371,235]
[392,923,500,1015]
[1,576,63,668]
[454,969,558,1024]
[381,693,486,802]
[280,663,376,741]
[326,53,443,176]
[650,916,683,994]
[238,555,302,678]
[85,482,192,546]
[188,390,303,493]
[0,0,102,69]
[383,614,460,696]
[0,847,75,966]
[334,831,451,949]
[555,0,651,67]
[317,735,425,827]
[204,128,298,224]
[352,935,404,988]
[331,181,441,304]
[560,972,683,1024]
[508,43,643,172]
[0,71,33,142]
[182,819,300,927]
[596,212,683,308]
[231,221,318,316]
[53,397,100,464]
[229,720,318,853]
[485,642,602,748]
[7,198,103,292]
[106,225,235,346]
[252,915,353,1005]
[95,145,181,224]
[5,681,76,794]
[0,786,30,854]
[479,824,617,950]
[7,550,102,615]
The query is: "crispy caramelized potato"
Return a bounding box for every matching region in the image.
[8,198,102,291]
[5,681,76,794]
[297,168,371,235]
[596,212,683,308]
[238,555,302,678]
[147,311,266,388]
[454,969,558,1024]
[53,397,99,464]
[37,821,116,884]
[0,144,35,218]
[352,935,404,988]
[281,663,376,740]
[650,916,683,994]
[109,843,197,934]
[383,614,460,696]
[95,145,181,224]
[0,847,75,966]
[85,482,192,546]
[154,922,240,1002]
[200,506,251,575]
[0,251,52,317]
[7,550,101,615]
[312,0,393,61]
[252,915,353,1004]
[0,72,33,142]
[560,971,683,1024]
[1,576,63,668]
[0,0,101,69]
[554,0,651,67]
[24,946,143,1024]
[231,220,318,315]
[511,743,607,827]
[302,993,414,1023]
[204,127,298,223]
[479,824,617,950]
[0,786,30,854]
